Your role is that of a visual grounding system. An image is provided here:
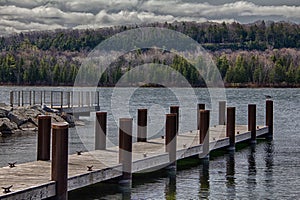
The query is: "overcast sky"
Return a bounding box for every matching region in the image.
[1,0,300,36]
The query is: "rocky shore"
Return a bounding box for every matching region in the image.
[0,104,79,136]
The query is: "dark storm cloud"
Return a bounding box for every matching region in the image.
[0,0,300,35]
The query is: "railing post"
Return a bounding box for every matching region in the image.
[67,92,71,108]
[29,91,32,105]
[37,115,51,161]
[248,104,256,143]
[95,112,107,150]
[170,106,179,135]
[165,114,177,167]
[137,109,147,142]
[33,91,36,105]
[226,107,235,151]
[18,91,20,106]
[219,101,226,125]
[60,91,63,109]
[197,104,205,130]
[119,118,133,183]
[50,91,53,108]
[266,100,273,139]
[51,122,69,200]
[40,91,43,105]
[80,91,84,107]
[199,110,210,158]
[10,91,13,107]
[21,91,24,106]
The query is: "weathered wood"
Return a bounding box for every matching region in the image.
[248,104,256,143]
[170,106,179,135]
[266,100,273,138]
[219,101,226,125]
[199,110,210,157]
[137,109,147,142]
[51,122,69,200]
[37,115,51,161]
[95,112,107,150]
[197,104,205,130]
[226,107,235,150]
[165,114,177,165]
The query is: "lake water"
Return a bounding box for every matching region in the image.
[0,87,299,199]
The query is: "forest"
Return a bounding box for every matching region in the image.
[1,20,300,87]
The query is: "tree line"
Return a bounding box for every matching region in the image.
[0,21,300,86]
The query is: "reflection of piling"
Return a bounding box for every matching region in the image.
[95,112,107,150]
[219,101,226,125]
[119,118,133,183]
[197,104,205,130]
[37,115,51,161]
[266,100,273,138]
[165,114,177,167]
[170,106,179,135]
[51,122,69,200]
[199,110,209,158]
[226,107,235,151]
[137,109,147,142]
[248,104,256,143]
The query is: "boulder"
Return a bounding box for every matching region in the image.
[19,122,38,131]
[0,107,11,118]
[7,107,43,126]
[0,118,18,134]
[61,113,75,127]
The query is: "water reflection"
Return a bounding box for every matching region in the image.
[199,159,210,198]
[264,140,275,195]
[226,152,236,199]
[165,169,176,200]
[247,144,257,198]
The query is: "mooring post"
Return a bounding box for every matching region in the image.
[197,104,205,130]
[9,91,13,107]
[118,118,133,183]
[266,100,273,139]
[95,112,107,150]
[51,122,69,200]
[226,107,236,151]
[199,110,210,158]
[165,113,177,168]
[37,115,51,161]
[170,106,179,135]
[137,109,147,142]
[219,101,226,125]
[248,104,256,143]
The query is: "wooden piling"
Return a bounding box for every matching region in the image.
[33,91,36,105]
[29,91,32,105]
[51,122,69,200]
[95,112,107,150]
[18,91,20,106]
[40,91,43,105]
[21,91,24,106]
[219,101,226,125]
[9,91,13,107]
[170,106,179,135]
[248,104,256,143]
[37,115,51,161]
[199,110,210,157]
[119,118,133,182]
[50,91,53,108]
[137,109,147,142]
[60,91,63,109]
[197,104,205,130]
[266,100,273,138]
[165,114,177,165]
[226,107,235,150]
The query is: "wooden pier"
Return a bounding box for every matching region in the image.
[9,90,100,114]
[0,101,273,200]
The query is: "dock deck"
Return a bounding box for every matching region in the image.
[0,125,268,200]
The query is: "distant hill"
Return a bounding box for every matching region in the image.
[0,21,300,87]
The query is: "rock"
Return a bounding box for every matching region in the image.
[7,107,43,126]
[0,107,11,118]
[45,112,66,123]
[0,118,18,134]
[19,122,38,131]
[7,111,27,126]
[42,105,59,113]
[61,113,75,127]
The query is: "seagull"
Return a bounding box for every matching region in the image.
[265,95,272,99]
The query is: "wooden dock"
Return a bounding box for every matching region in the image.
[0,100,273,200]
[0,125,269,200]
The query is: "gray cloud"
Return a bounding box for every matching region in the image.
[0,0,300,36]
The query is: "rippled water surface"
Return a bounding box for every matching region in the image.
[0,87,299,199]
